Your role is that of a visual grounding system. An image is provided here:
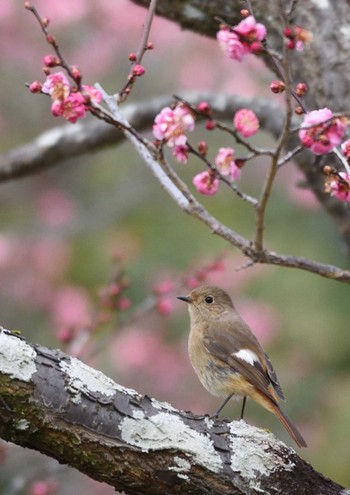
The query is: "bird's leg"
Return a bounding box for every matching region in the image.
[240,396,247,420]
[211,393,234,418]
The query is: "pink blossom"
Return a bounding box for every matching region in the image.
[156,296,174,316]
[29,480,57,495]
[117,296,131,310]
[325,172,350,203]
[299,108,347,155]
[132,64,145,76]
[234,108,260,137]
[173,144,189,163]
[51,93,86,123]
[215,147,241,180]
[42,72,70,101]
[153,104,195,147]
[234,15,266,44]
[29,81,42,93]
[82,85,103,104]
[341,139,350,158]
[216,28,246,62]
[51,286,91,329]
[193,170,219,195]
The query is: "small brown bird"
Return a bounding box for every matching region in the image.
[177,285,307,448]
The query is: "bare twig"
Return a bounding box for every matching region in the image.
[118,0,158,101]
[254,2,296,252]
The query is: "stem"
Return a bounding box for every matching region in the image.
[254,1,295,252]
[118,0,158,101]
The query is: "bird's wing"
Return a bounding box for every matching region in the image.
[202,328,279,403]
[264,352,285,400]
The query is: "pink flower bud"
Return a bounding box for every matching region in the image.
[29,81,42,93]
[205,120,216,130]
[270,80,285,94]
[296,82,308,96]
[132,64,145,76]
[43,55,60,67]
[198,141,208,155]
[197,101,211,115]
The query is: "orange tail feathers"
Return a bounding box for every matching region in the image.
[271,402,307,448]
[251,387,307,448]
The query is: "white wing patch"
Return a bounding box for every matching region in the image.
[234,349,259,366]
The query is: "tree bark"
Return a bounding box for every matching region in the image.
[0,328,346,495]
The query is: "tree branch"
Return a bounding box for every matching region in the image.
[0,93,284,183]
[0,328,345,495]
[129,0,350,253]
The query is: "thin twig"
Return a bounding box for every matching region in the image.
[254,1,295,252]
[118,0,158,101]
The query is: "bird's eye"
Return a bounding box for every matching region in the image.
[205,296,214,304]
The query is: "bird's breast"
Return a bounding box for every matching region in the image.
[188,325,245,399]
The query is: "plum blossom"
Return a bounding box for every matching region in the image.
[234,15,266,46]
[193,170,219,195]
[51,93,86,123]
[299,107,347,155]
[153,104,195,147]
[234,108,260,137]
[34,71,103,123]
[325,172,350,203]
[217,28,246,62]
[215,147,241,180]
[217,16,266,62]
[341,139,350,159]
[173,144,189,164]
[82,84,103,104]
[42,72,70,100]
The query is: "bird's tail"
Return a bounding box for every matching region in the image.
[253,389,307,448]
[271,402,307,448]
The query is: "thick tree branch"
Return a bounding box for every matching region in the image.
[0,93,283,183]
[0,328,346,495]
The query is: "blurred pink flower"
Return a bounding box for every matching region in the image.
[299,107,347,155]
[238,300,280,345]
[325,172,350,203]
[234,15,266,44]
[29,480,57,495]
[173,144,189,164]
[217,28,246,62]
[35,188,76,227]
[193,170,219,195]
[341,139,350,158]
[156,296,174,316]
[112,326,186,394]
[32,239,71,279]
[82,85,103,104]
[233,108,260,137]
[51,286,91,328]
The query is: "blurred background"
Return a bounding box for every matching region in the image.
[1,0,350,492]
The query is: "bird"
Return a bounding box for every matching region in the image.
[177,284,307,448]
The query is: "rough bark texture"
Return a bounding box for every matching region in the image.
[0,328,347,495]
[130,0,350,253]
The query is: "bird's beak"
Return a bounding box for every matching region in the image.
[177,295,192,303]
